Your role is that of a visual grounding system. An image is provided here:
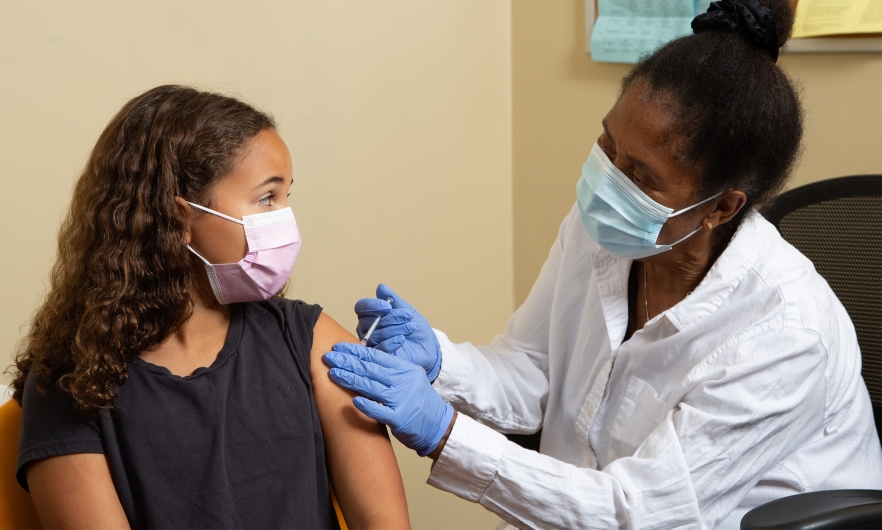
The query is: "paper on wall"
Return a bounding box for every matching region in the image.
[792,0,882,38]
[591,0,716,63]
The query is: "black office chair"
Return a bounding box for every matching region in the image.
[742,175,882,530]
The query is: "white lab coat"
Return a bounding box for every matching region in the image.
[427,204,882,529]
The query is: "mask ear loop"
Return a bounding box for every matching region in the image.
[186,245,212,265]
[185,244,230,305]
[182,201,244,307]
[667,190,725,218]
[184,201,249,262]
[183,201,238,266]
[664,225,705,248]
[186,201,245,225]
[660,191,726,247]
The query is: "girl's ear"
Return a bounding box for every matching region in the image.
[174,196,193,246]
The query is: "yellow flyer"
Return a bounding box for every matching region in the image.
[793,0,882,38]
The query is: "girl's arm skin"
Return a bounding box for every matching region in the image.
[311,312,410,530]
[27,454,130,529]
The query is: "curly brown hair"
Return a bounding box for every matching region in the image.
[9,85,275,414]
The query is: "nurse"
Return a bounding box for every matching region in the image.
[324,0,882,527]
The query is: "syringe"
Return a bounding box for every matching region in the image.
[361,297,394,346]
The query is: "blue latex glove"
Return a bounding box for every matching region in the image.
[324,342,454,457]
[355,284,442,382]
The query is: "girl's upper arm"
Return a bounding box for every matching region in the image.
[27,453,130,529]
[310,312,410,530]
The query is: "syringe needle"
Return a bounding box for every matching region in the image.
[361,297,394,346]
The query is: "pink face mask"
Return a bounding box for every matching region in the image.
[185,202,301,305]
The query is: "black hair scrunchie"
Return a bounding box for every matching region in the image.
[692,0,780,61]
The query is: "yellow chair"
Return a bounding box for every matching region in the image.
[0,399,42,530]
[331,488,349,530]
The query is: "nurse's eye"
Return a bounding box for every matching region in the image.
[598,136,616,159]
[258,194,274,206]
[630,172,658,194]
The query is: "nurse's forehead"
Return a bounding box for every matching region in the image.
[604,86,677,149]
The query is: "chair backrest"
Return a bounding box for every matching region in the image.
[762,175,882,445]
[0,399,42,529]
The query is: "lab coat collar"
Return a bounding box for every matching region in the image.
[590,210,762,342]
[663,210,761,331]
[590,247,632,353]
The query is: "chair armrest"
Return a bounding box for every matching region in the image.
[741,489,881,530]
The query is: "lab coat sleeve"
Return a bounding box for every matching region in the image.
[430,211,569,433]
[428,326,827,529]
[431,330,550,433]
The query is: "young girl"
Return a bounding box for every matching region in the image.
[10,85,409,529]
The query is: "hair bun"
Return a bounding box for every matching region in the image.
[692,0,780,61]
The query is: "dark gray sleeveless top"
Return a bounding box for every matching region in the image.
[17,298,340,529]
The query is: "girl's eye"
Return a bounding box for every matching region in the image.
[259,194,274,206]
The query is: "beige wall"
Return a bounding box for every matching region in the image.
[0,2,508,528]
[512,0,882,305]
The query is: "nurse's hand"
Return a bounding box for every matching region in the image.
[324,343,454,457]
[355,284,442,382]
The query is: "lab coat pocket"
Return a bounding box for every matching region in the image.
[608,375,668,460]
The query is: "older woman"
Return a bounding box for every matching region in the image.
[324,0,882,528]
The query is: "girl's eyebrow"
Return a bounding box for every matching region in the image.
[252,176,284,189]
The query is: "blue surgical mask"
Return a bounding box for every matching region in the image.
[577,142,722,260]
